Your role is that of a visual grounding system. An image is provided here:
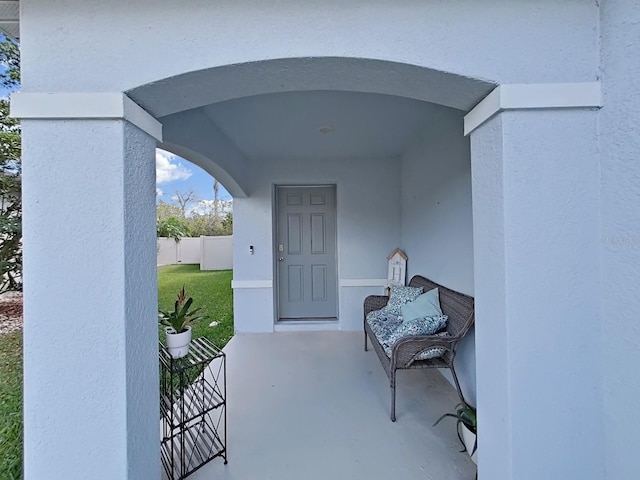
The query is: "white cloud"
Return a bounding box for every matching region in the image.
[186,200,210,216]
[156,188,164,196]
[197,199,215,210]
[156,149,192,184]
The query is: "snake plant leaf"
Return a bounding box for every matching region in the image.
[178,297,194,317]
[159,287,209,333]
[434,401,477,453]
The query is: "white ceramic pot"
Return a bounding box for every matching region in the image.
[460,423,478,464]
[165,326,192,359]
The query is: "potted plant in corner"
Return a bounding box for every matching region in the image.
[434,402,477,464]
[159,285,208,359]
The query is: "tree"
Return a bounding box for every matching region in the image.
[156,186,233,237]
[213,180,220,222]
[156,200,189,241]
[183,213,209,237]
[156,199,182,222]
[186,200,233,236]
[210,180,233,235]
[173,188,198,217]
[0,39,19,89]
[220,211,233,235]
[0,36,21,293]
[156,217,190,242]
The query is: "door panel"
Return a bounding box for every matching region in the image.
[311,265,327,301]
[287,214,303,254]
[310,214,326,254]
[287,265,304,302]
[277,186,337,320]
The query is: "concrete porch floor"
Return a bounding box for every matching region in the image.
[168,331,476,480]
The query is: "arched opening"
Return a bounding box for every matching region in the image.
[133,55,493,377]
[154,147,235,353]
[134,57,492,465]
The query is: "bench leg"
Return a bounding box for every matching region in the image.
[390,385,396,422]
[450,364,467,405]
[390,373,396,422]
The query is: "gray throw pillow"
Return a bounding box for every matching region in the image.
[401,288,443,322]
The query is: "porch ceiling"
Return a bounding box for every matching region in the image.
[0,1,19,41]
[204,91,462,160]
[177,331,476,480]
[166,90,462,162]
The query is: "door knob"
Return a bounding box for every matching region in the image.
[278,257,284,261]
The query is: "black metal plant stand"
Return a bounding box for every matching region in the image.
[159,337,227,480]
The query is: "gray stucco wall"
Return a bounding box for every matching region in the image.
[20,1,631,478]
[21,0,599,95]
[599,2,640,477]
[400,107,476,403]
[476,109,602,479]
[233,156,401,331]
[401,108,474,293]
[22,120,160,479]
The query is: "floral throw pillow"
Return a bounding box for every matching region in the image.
[382,315,448,356]
[414,331,450,360]
[382,284,424,316]
[367,313,404,342]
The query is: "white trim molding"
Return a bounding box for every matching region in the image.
[231,280,273,289]
[464,82,602,136]
[339,278,388,288]
[275,321,340,332]
[10,92,163,141]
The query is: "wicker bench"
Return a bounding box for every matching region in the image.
[364,275,475,421]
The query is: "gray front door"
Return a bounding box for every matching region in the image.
[276,186,337,320]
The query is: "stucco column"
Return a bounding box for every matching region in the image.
[470,107,603,479]
[18,106,160,478]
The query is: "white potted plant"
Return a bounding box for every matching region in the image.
[434,402,477,464]
[159,285,208,359]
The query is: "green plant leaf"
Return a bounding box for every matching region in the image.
[179,297,194,317]
[432,413,457,426]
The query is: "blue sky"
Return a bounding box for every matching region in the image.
[155,149,232,207]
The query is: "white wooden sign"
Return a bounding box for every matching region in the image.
[387,248,408,287]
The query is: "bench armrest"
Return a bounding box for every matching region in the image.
[393,334,457,350]
[391,334,458,368]
[364,295,389,318]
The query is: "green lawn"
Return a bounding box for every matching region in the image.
[0,330,23,480]
[0,265,233,479]
[157,265,234,349]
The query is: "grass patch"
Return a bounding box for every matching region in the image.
[158,265,234,350]
[0,330,23,480]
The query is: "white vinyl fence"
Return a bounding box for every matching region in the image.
[200,235,233,270]
[157,236,233,270]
